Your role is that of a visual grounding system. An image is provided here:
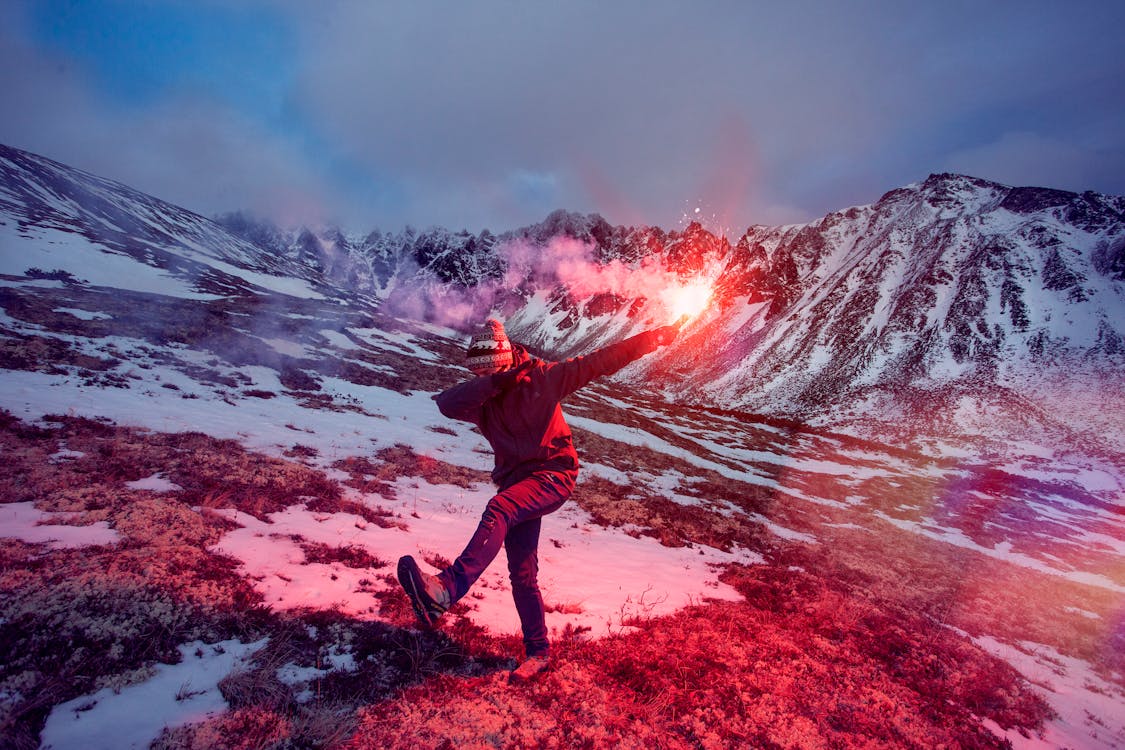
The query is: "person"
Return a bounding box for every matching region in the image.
[397,317,680,683]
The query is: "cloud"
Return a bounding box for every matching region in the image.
[0,2,343,227]
[283,1,1125,229]
[289,2,882,229]
[3,0,1124,234]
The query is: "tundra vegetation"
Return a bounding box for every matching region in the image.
[8,405,1116,749]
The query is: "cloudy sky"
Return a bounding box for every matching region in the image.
[3,0,1124,235]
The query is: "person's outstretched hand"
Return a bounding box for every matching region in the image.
[653,323,681,346]
[492,360,534,390]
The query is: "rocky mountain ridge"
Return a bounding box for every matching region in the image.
[662,174,1125,410]
[4,142,1124,448]
[218,169,1125,453]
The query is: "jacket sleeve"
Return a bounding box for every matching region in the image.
[544,329,661,399]
[433,375,502,424]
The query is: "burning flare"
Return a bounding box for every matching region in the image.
[664,279,714,323]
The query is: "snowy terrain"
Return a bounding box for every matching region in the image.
[220,169,1125,468]
[1,143,1123,748]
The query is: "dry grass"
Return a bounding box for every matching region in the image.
[0,405,1111,749]
[332,444,492,503]
[0,412,514,749]
[571,473,774,553]
[346,563,1052,749]
[301,542,387,570]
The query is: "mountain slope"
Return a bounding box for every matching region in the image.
[664,174,1125,416]
[2,143,1123,749]
[213,166,1125,456]
[0,144,337,301]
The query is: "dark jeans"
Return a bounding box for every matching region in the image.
[438,470,574,657]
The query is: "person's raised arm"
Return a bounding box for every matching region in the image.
[543,323,680,399]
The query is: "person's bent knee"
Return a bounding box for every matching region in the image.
[484,495,520,526]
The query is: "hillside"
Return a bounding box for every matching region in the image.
[213,171,1125,463]
[1,143,1123,748]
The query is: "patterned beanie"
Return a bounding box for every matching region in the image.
[465,318,513,373]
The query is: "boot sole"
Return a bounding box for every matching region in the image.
[397,556,438,628]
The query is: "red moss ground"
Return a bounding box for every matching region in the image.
[0,412,1066,749]
[347,565,1050,750]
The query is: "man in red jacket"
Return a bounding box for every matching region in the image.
[397,317,679,682]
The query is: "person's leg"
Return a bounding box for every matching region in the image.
[439,472,567,604]
[504,517,549,657]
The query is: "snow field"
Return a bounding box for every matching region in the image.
[969,633,1125,750]
[207,474,761,638]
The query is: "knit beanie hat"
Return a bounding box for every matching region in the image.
[466,318,514,373]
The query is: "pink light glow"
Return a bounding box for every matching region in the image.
[663,279,713,323]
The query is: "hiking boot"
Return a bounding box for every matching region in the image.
[397,555,451,628]
[508,654,550,685]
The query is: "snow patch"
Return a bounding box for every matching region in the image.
[52,307,112,321]
[125,474,184,493]
[0,502,120,548]
[208,475,763,638]
[40,638,267,750]
[968,635,1125,750]
[0,223,221,300]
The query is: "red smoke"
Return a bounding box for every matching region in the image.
[501,236,714,324]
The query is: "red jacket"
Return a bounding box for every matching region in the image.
[434,330,663,489]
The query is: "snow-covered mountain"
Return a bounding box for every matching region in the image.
[0,144,338,299]
[211,165,1125,455]
[665,175,1125,410]
[503,179,1125,441]
[0,143,464,401]
[5,140,1125,452]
